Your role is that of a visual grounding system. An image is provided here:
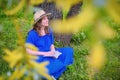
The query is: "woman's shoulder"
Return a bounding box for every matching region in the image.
[28,29,37,36]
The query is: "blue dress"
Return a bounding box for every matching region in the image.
[26,29,74,78]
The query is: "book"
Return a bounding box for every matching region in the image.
[53,51,62,58]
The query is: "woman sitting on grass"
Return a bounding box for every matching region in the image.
[26,9,74,79]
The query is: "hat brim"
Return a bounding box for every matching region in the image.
[34,13,51,25]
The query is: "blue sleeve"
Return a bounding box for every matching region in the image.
[26,30,36,45]
[49,28,54,44]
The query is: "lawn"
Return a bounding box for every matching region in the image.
[0,17,120,79]
[0,1,120,80]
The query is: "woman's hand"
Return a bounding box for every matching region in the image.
[50,44,55,52]
[43,51,55,57]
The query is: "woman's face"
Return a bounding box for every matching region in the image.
[41,16,49,27]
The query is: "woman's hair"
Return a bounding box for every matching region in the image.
[33,18,49,36]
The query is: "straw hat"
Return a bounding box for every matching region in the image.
[34,9,51,25]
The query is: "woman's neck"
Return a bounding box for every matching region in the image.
[39,26,46,36]
[40,26,45,30]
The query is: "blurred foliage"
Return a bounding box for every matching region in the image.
[71,31,87,45]
[0,0,120,80]
[0,19,52,80]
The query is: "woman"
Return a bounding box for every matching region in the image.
[26,9,74,79]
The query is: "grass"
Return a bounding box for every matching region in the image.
[59,44,89,80]
[0,8,120,80]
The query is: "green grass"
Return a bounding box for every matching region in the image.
[0,8,120,80]
[59,44,89,80]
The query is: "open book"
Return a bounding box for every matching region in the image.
[43,51,62,58]
[53,51,62,58]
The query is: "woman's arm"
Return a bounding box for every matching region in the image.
[26,48,44,56]
[26,48,54,56]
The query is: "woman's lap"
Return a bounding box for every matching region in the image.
[35,47,74,78]
[56,47,74,66]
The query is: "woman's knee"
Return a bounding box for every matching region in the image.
[66,47,74,53]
